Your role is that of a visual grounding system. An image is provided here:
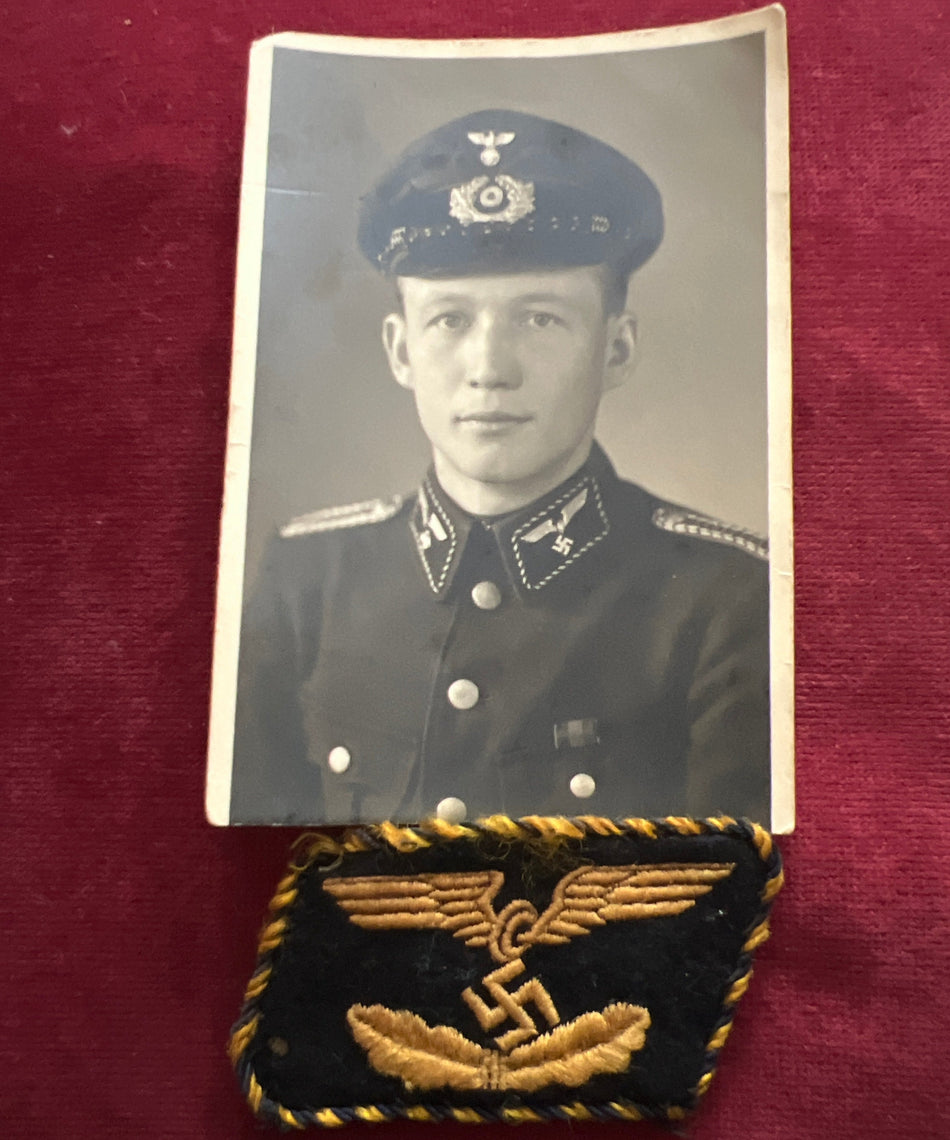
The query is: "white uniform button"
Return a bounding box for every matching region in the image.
[436,796,467,823]
[471,581,502,610]
[569,772,596,799]
[327,746,351,774]
[447,678,480,709]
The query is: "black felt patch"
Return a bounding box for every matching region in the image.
[230,818,782,1128]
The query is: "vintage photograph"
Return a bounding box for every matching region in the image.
[206,9,793,830]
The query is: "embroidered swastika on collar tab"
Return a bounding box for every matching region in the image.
[511,474,609,590]
[230,816,782,1128]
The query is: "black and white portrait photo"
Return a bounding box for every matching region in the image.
[206,10,794,830]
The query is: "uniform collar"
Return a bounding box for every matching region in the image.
[409,445,615,600]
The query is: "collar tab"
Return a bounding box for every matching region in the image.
[410,478,464,597]
[506,473,610,591]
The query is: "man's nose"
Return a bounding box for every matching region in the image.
[464,317,521,389]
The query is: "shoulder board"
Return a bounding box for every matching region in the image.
[652,506,768,560]
[280,495,404,538]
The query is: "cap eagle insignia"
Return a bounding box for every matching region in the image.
[448,127,532,227]
[324,861,734,1092]
[467,129,515,167]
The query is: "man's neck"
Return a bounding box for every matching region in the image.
[432,443,594,516]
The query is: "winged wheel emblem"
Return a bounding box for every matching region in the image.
[324,861,734,1091]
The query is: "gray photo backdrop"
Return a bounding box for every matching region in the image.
[244,34,768,585]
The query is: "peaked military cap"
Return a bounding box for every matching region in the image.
[358,109,664,278]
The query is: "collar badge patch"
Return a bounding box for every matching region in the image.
[410,481,458,593]
[511,475,609,590]
[229,817,783,1128]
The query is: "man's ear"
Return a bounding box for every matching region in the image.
[382,312,413,389]
[603,312,637,392]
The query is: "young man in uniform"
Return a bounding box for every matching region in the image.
[229,109,770,826]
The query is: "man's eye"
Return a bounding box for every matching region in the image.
[430,312,467,331]
[523,311,561,329]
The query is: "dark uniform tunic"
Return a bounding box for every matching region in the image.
[230,445,770,825]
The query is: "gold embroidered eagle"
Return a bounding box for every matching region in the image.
[323,862,734,965]
[323,862,734,1092]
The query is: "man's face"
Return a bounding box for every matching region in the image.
[383,266,636,510]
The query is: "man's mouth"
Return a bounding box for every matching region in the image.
[455,412,532,424]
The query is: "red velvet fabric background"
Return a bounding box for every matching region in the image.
[3,2,948,1136]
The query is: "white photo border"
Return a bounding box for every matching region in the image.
[206,4,794,832]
